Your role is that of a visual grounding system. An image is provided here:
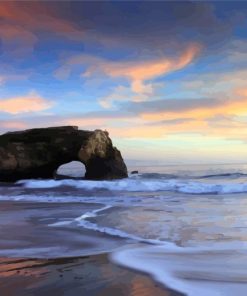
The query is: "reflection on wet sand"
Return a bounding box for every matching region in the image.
[0,254,182,296]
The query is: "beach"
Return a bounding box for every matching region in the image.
[1,1,247,294]
[2,164,247,295]
[0,253,182,296]
[0,200,181,296]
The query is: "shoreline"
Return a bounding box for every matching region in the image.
[0,200,183,295]
[0,253,184,296]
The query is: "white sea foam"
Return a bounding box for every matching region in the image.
[3,165,247,296]
[111,244,247,296]
[49,193,247,296]
[0,193,146,206]
[49,204,166,244]
[60,202,247,296]
[17,178,247,194]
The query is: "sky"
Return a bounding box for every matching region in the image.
[1,1,247,165]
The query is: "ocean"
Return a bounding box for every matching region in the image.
[1,163,247,296]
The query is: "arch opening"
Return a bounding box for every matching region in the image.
[55,161,86,180]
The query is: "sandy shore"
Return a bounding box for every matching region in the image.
[0,253,184,296]
[0,200,184,295]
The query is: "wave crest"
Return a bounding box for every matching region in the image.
[17,178,247,194]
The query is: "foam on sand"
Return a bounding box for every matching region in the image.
[111,244,247,296]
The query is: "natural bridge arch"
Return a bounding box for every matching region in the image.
[0,126,128,182]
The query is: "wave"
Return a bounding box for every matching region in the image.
[198,172,247,179]
[49,202,247,296]
[17,178,247,194]
[130,172,247,180]
[111,244,247,296]
[49,204,166,245]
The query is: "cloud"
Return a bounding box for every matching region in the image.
[140,96,247,121]
[2,89,247,142]
[181,69,247,98]
[0,2,85,57]
[0,92,54,114]
[108,119,247,140]
[6,84,247,140]
[56,44,200,107]
[0,1,242,61]
[97,44,199,82]
[0,23,37,56]
[89,86,247,139]
[223,39,247,66]
[63,112,143,130]
[0,73,29,86]
[99,85,132,108]
[68,1,235,54]
[0,2,84,41]
[87,44,200,97]
[125,97,219,117]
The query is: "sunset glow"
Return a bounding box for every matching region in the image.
[1,1,247,164]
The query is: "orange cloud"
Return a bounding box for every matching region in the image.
[0,92,53,114]
[101,44,200,82]
[236,88,247,97]
[105,116,247,140]
[48,87,247,141]
[83,44,200,96]
[110,89,247,139]
[56,43,200,88]
[65,44,200,108]
[69,88,247,140]
[141,95,247,122]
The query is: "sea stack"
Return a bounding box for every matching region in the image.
[0,126,128,182]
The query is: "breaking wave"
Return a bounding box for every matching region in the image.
[17,174,247,194]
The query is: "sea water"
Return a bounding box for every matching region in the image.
[1,163,247,295]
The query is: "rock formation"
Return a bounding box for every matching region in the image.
[131,170,139,175]
[0,126,128,182]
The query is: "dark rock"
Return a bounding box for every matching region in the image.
[131,170,139,174]
[0,126,128,182]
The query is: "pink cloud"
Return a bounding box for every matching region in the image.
[0,92,54,114]
[0,120,27,130]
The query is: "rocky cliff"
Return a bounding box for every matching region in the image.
[0,126,128,181]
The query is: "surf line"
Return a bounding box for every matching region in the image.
[49,204,166,245]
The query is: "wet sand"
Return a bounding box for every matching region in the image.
[0,200,183,295]
[0,200,125,258]
[0,254,183,296]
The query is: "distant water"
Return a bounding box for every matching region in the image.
[2,163,247,295]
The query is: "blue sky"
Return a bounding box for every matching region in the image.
[1,1,247,164]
